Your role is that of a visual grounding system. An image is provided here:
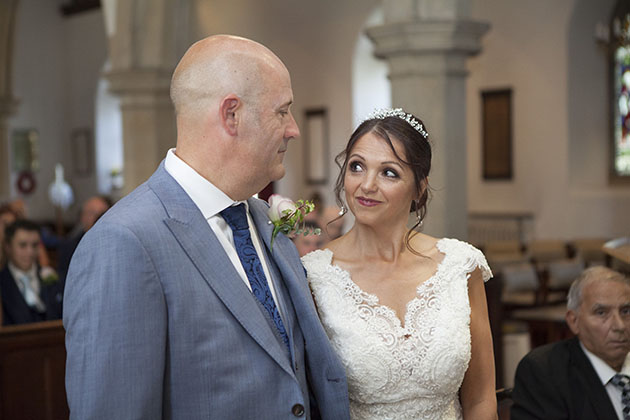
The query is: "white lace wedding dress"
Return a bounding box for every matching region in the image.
[302,238,492,420]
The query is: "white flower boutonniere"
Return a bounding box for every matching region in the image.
[268,194,320,250]
[40,266,59,286]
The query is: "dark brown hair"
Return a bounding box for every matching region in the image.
[333,113,432,253]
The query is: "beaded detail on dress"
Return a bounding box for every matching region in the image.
[302,238,492,420]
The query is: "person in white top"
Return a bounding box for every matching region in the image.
[512,266,630,420]
[302,108,497,419]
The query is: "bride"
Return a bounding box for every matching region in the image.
[302,109,497,419]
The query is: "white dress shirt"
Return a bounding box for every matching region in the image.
[581,341,630,420]
[8,261,46,312]
[164,149,284,313]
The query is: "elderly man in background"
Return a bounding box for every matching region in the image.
[63,35,349,419]
[56,196,111,283]
[511,266,630,420]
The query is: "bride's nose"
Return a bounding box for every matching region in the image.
[360,172,378,193]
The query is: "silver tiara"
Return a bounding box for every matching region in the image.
[364,108,429,139]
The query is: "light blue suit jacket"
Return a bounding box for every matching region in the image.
[63,163,350,419]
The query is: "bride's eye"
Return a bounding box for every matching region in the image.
[383,168,399,178]
[349,161,363,172]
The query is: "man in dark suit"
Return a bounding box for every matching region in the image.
[511,266,630,420]
[0,220,63,325]
[56,195,111,284]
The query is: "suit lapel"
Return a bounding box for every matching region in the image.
[248,198,323,344]
[248,198,306,290]
[568,337,619,420]
[147,165,293,375]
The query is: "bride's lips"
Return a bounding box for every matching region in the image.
[356,196,381,207]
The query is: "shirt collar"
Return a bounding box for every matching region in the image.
[164,148,246,218]
[8,262,37,282]
[581,341,630,385]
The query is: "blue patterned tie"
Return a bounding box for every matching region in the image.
[612,373,630,420]
[220,204,290,353]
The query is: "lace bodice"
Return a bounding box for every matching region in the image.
[302,238,492,420]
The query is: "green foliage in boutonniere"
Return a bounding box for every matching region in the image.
[40,266,59,286]
[268,194,321,250]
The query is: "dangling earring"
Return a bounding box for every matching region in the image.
[415,201,423,227]
[338,205,346,216]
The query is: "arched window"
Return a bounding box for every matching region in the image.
[611,1,630,180]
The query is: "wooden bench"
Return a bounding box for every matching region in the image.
[0,320,68,419]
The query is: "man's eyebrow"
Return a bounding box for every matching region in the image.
[278,100,293,109]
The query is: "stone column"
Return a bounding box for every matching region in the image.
[106,69,174,195]
[366,0,489,239]
[0,0,19,199]
[102,0,189,194]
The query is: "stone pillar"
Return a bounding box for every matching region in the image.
[0,0,19,199]
[106,69,175,195]
[366,0,489,239]
[102,0,188,194]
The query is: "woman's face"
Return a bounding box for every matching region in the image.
[343,131,417,227]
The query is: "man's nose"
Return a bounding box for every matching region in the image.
[612,311,626,331]
[286,112,300,140]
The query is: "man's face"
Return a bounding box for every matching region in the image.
[80,197,109,231]
[241,65,300,186]
[6,229,40,271]
[567,279,630,370]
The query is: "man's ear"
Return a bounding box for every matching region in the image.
[220,94,241,136]
[566,310,579,336]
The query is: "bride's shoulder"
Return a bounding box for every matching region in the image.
[431,237,493,281]
[433,237,483,255]
[301,247,333,270]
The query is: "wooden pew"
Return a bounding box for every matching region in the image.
[0,320,68,420]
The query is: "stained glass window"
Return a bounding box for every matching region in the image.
[612,9,630,178]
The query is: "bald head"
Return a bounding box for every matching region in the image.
[169,35,299,200]
[170,35,287,118]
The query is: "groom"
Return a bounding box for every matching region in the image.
[63,35,350,419]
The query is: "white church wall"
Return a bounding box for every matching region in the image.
[9,1,106,223]
[10,0,67,220]
[63,10,108,219]
[467,0,628,240]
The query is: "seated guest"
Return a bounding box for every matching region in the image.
[57,195,111,282]
[0,204,18,267]
[291,220,324,257]
[0,220,63,326]
[511,266,630,420]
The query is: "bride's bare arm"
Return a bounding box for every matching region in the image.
[460,268,498,420]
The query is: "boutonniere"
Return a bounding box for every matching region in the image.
[268,194,320,250]
[40,266,59,285]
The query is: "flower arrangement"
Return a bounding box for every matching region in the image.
[268,194,320,250]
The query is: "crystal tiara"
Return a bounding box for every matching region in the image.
[363,108,429,139]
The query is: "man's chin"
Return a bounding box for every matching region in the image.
[270,166,286,181]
